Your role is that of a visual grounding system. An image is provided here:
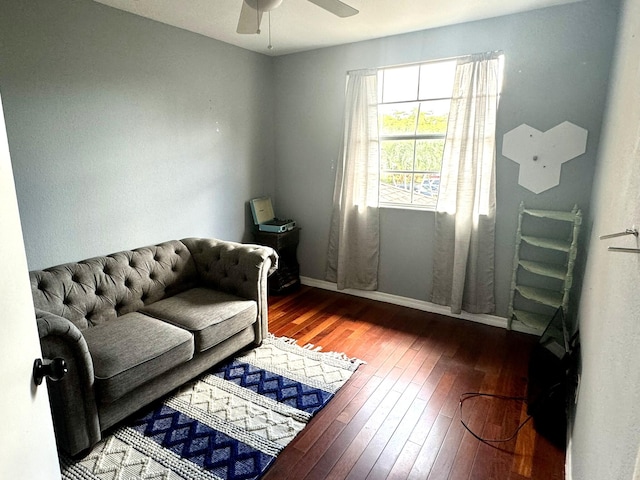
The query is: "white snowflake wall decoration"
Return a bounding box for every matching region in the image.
[502,121,588,194]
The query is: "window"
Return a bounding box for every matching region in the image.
[377,59,457,209]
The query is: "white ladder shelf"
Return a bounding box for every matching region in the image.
[508,202,581,334]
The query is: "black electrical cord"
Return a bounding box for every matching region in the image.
[458,392,532,446]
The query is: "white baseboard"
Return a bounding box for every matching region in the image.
[299,276,538,335]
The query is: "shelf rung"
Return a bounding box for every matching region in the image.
[521,235,571,252]
[519,260,567,280]
[511,309,552,334]
[523,208,580,222]
[515,285,563,308]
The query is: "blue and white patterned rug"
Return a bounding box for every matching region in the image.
[60,334,364,480]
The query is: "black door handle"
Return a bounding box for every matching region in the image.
[33,358,68,385]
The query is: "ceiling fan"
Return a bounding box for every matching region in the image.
[237,0,359,35]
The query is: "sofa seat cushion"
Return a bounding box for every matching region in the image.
[83,312,194,404]
[140,287,257,353]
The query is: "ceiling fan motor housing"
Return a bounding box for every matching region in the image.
[244,0,283,12]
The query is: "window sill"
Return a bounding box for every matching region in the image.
[379,204,436,213]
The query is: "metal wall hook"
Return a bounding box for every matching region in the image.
[608,247,640,253]
[33,357,68,385]
[599,228,639,240]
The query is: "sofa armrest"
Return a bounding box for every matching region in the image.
[36,309,101,456]
[181,238,278,344]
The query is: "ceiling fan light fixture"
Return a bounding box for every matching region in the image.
[244,0,283,12]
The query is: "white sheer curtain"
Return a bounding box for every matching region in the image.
[431,52,502,314]
[326,69,380,290]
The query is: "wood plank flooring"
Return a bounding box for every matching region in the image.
[263,286,565,480]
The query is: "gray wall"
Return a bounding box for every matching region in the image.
[0,0,275,270]
[0,0,618,314]
[571,0,640,477]
[272,0,619,317]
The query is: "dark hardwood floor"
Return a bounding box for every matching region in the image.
[262,286,565,480]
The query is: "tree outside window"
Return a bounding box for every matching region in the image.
[378,60,457,209]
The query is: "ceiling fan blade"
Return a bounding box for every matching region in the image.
[307,0,359,17]
[237,1,263,34]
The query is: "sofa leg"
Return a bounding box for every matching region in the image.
[70,446,93,460]
[242,340,261,352]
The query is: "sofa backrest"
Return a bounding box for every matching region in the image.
[181,237,275,301]
[30,240,198,330]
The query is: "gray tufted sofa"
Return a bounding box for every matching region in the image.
[30,237,277,456]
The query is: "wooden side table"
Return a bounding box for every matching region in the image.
[254,227,300,295]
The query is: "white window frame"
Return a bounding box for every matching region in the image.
[377,58,457,210]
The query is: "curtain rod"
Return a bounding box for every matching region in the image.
[347,50,504,74]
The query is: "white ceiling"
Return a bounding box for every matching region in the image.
[93,0,580,56]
